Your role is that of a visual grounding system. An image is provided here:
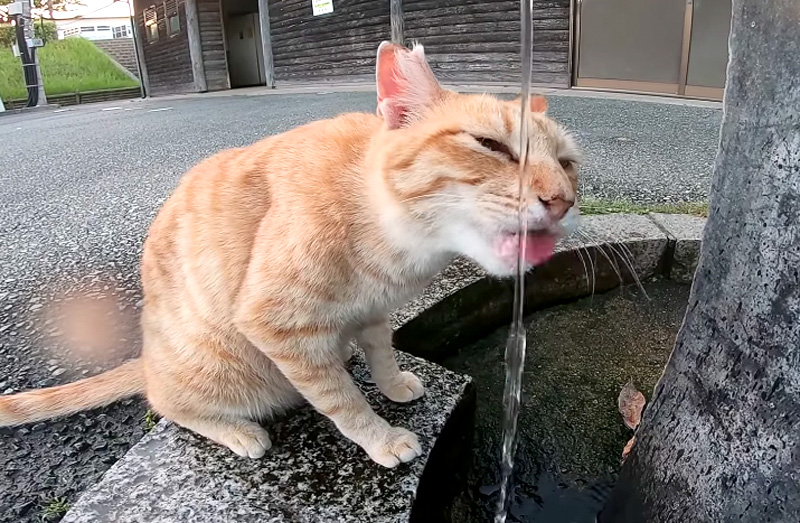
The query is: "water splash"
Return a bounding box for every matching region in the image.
[494,1,534,521]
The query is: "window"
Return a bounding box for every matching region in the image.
[80,26,95,32]
[167,14,180,36]
[144,7,158,42]
[147,21,158,42]
[164,0,180,37]
[96,25,111,31]
[64,27,80,37]
[112,25,130,38]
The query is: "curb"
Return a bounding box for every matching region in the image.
[137,83,721,109]
[0,103,61,116]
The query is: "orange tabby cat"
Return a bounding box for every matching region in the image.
[0,42,579,467]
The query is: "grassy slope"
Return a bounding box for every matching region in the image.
[0,37,138,100]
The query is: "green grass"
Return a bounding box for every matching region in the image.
[0,38,138,100]
[580,197,708,218]
[40,497,70,521]
[143,409,160,432]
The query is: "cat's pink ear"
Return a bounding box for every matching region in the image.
[376,41,443,129]
[530,95,548,113]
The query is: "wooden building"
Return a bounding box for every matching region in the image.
[131,0,730,100]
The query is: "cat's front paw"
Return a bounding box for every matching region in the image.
[378,371,425,403]
[365,426,422,468]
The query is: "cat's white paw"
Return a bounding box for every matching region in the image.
[379,371,425,403]
[365,426,423,468]
[221,423,272,459]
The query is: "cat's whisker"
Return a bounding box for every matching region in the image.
[573,246,592,294]
[583,245,597,301]
[571,230,598,300]
[576,230,626,289]
[604,241,649,299]
[576,230,649,298]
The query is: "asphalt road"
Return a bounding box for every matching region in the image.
[0,91,721,522]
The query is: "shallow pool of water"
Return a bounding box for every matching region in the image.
[444,278,690,522]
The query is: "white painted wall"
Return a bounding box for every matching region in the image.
[56,17,132,40]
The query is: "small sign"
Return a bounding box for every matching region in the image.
[312,0,333,16]
[7,1,24,15]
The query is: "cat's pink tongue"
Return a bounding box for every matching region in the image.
[495,233,557,268]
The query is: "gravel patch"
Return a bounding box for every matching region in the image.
[547,96,721,203]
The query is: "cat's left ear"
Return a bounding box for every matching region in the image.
[376,41,444,129]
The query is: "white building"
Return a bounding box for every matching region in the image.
[54,2,133,40]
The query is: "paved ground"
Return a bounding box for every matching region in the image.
[0,91,720,522]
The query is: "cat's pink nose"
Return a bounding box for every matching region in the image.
[539,196,574,221]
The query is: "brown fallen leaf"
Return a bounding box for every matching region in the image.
[622,436,636,462]
[618,379,646,430]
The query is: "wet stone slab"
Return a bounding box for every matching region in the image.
[61,351,473,523]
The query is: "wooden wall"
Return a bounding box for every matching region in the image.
[197,0,230,90]
[139,0,574,93]
[404,0,571,86]
[134,0,195,95]
[531,0,571,86]
[268,0,391,82]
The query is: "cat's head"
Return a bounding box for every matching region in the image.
[373,42,580,277]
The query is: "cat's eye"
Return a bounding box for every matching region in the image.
[559,159,574,170]
[475,137,514,161]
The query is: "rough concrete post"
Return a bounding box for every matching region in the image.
[599,1,800,522]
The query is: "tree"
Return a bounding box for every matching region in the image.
[599,1,800,522]
[0,0,84,23]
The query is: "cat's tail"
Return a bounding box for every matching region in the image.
[0,358,145,426]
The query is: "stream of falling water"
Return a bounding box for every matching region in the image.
[494,1,534,521]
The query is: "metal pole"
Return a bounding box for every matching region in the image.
[22,0,47,106]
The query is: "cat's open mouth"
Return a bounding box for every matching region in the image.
[493,230,558,269]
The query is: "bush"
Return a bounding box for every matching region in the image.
[0,24,16,48]
[0,21,58,49]
[36,20,58,43]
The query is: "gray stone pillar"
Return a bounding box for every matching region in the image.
[600,1,800,522]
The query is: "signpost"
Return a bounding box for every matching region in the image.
[8,0,47,107]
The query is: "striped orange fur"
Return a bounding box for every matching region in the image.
[0,42,580,467]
